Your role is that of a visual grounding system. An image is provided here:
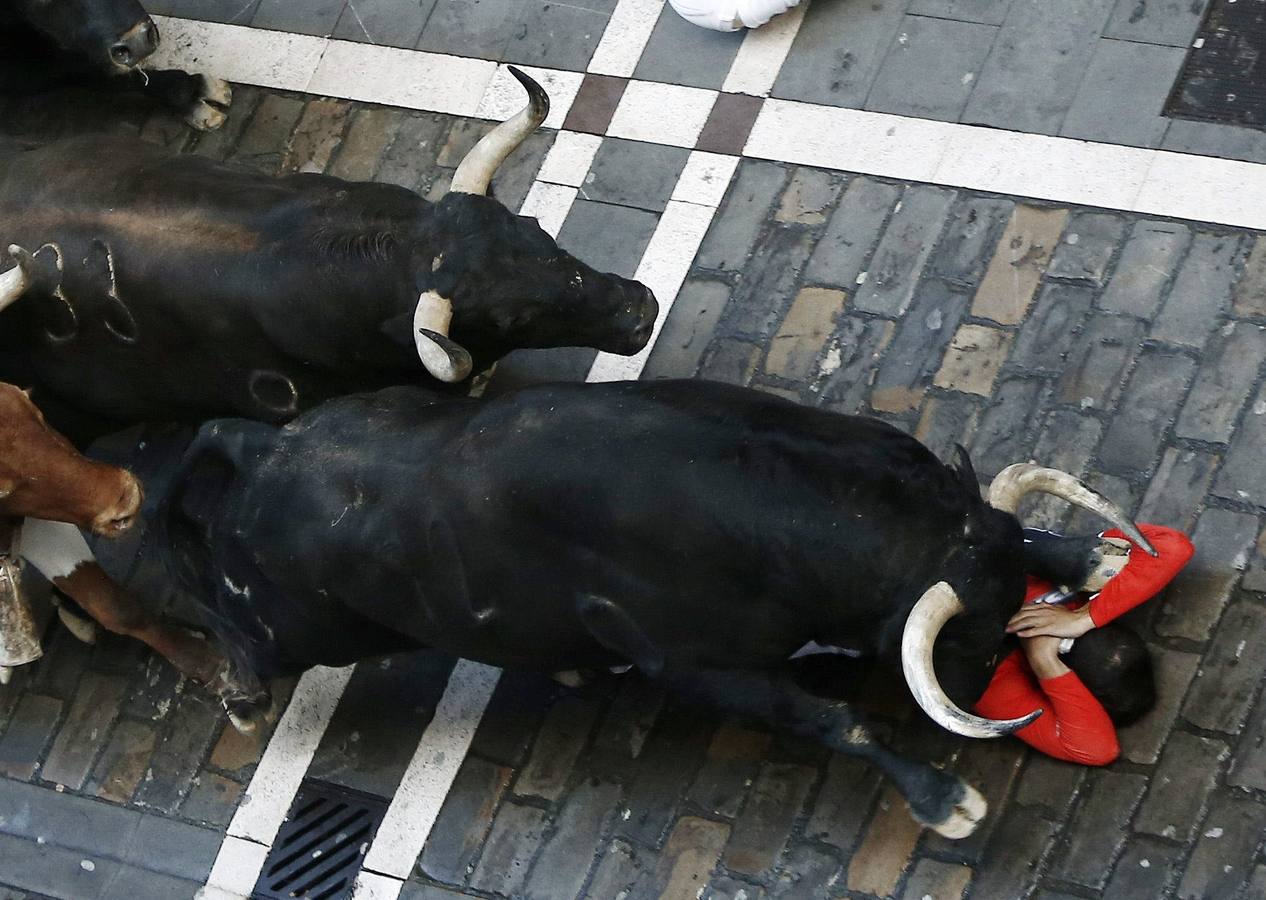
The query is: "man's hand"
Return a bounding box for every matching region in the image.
[1007,603,1095,639]
[1020,634,1071,680]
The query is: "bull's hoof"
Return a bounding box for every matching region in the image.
[185,76,232,131]
[0,666,11,685]
[918,781,987,840]
[55,603,98,645]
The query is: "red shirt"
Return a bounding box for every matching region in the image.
[974,524,1194,765]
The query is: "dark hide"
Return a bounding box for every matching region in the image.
[153,380,1020,709]
[0,136,657,441]
[0,1,225,136]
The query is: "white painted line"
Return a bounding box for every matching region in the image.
[745,98,953,183]
[350,869,405,900]
[608,81,718,148]
[521,182,581,237]
[356,660,501,886]
[934,127,1153,213]
[672,151,741,208]
[722,0,809,97]
[476,63,584,131]
[152,17,327,92]
[588,196,724,383]
[199,835,269,899]
[589,0,666,77]
[537,131,605,187]
[1135,151,1266,232]
[308,41,494,116]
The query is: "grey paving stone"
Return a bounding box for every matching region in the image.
[1096,220,1190,317]
[633,6,744,90]
[1065,470,1139,536]
[308,652,452,798]
[252,0,346,35]
[502,0,615,71]
[418,756,512,883]
[804,177,901,289]
[1235,236,1266,317]
[582,839,650,900]
[705,876,768,900]
[1104,0,1208,47]
[1025,410,1105,528]
[772,0,906,109]
[818,317,896,415]
[931,196,1015,287]
[1097,348,1196,475]
[721,226,817,339]
[0,832,200,900]
[870,280,970,414]
[230,93,306,174]
[40,672,127,790]
[1102,836,1184,900]
[375,113,449,190]
[179,772,242,827]
[1229,686,1266,791]
[581,138,690,213]
[769,844,845,899]
[0,694,62,780]
[970,377,1045,478]
[971,804,1059,899]
[1215,382,1266,505]
[909,0,1015,23]
[696,160,788,273]
[1010,283,1095,375]
[925,737,1026,862]
[897,858,971,900]
[1137,448,1217,533]
[587,680,663,775]
[1014,753,1085,816]
[720,763,815,877]
[1061,39,1184,147]
[514,694,602,801]
[560,199,661,281]
[1177,792,1266,899]
[1135,731,1226,841]
[866,15,997,122]
[644,279,732,380]
[1176,322,1266,444]
[1054,770,1149,888]
[803,754,880,852]
[914,392,981,462]
[964,0,1118,135]
[775,168,844,226]
[333,0,439,46]
[467,801,548,895]
[168,0,261,24]
[1162,119,1266,166]
[132,689,222,814]
[1155,508,1257,642]
[685,722,768,819]
[86,718,158,804]
[612,706,712,846]
[1183,601,1266,734]
[417,0,518,59]
[523,779,621,900]
[1047,212,1125,285]
[31,626,91,701]
[1151,232,1244,350]
[852,185,956,317]
[400,883,470,900]
[468,671,557,767]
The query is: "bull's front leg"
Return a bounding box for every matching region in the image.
[132,68,232,131]
[659,667,986,839]
[20,519,268,730]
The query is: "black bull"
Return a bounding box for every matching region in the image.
[0,69,656,441]
[126,379,1150,838]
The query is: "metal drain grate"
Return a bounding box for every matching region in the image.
[1166,0,1266,130]
[252,779,389,900]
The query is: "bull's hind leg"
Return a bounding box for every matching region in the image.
[661,668,986,839]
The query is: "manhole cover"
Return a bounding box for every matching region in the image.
[252,779,389,900]
[1167,0,1266,129]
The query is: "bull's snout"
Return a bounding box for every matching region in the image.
[110,19,159,69]
[611,285,659,355]
[90,474,143,537]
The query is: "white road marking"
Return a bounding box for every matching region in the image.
[201,665,354,898]
[588,0,666,77]
[537,131,605,188]
[722,0,809,97]
[152,15,1266,229]
[475,63,584,132]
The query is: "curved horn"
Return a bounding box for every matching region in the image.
[901,581,1042,739]
[449,67,549,196]
[0,245,35,312]
[414,290,473,383]
[988,463,1156,556]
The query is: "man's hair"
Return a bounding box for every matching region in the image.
[1064,624,1156,726]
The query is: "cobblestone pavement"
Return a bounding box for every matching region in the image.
[2,3,1266,899]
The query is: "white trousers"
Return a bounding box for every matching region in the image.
[667,0,804,31]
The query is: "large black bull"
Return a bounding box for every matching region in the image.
[0,69,657,440]
[141,379,1151,837]
[0,0,232,132]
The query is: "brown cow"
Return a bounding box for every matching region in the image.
[0,383,251,720]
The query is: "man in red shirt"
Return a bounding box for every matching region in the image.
[974,524,1194,765]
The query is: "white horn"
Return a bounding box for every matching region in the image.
[0,245,34,312]
[449,67,549,196]
[0,558,42,673]
[413,290,473,383]
[901,581,1042,739]
[988,463,1156,556]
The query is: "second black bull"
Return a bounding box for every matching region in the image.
[126,379,1153,838]
[0,69,657,439]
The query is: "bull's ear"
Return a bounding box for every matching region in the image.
[379,312,415,348]
[952,445,981,499]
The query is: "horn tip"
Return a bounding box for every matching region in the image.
[506,65,549,121]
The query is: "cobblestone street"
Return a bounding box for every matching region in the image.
[2,1,1266,899]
